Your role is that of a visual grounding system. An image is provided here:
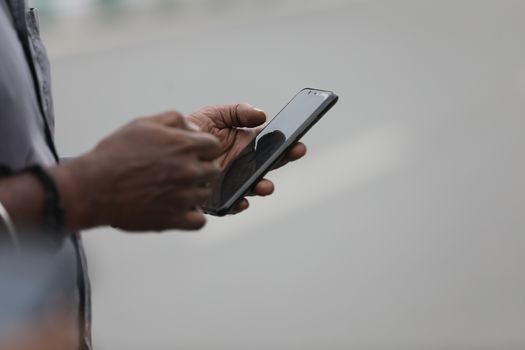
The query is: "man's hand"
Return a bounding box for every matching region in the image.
[188,104,307,214]
[53,111,222,232]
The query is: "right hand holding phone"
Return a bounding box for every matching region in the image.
[188,104,307,214]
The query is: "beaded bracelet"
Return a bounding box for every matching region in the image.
[20,165,65,240]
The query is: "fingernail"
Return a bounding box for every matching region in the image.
[253,107,265,114]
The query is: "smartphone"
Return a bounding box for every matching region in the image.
[202,88,339,216]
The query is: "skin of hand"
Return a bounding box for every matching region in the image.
[52,110,222,232]
[187,104,307,214]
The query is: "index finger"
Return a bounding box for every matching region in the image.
[149,110,189,129]
[187,132,223,161]
[273,142,307,170]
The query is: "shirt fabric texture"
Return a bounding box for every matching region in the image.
[0,1,91,348]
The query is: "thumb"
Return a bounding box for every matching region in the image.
[223,103,267,128]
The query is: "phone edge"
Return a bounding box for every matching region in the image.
[203,88,339,217]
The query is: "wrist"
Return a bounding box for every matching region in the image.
[50,154,104,230]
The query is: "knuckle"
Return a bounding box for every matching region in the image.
[188,134,221,155]
[209,163,221,177]
[173,132,196,150]
[229,104,242,125]
[130,116,143,124]
[167,109,184,120]
[130,117,149,129]
[202,133,221,150]
[186,163,203,179]
[162,110,186,128]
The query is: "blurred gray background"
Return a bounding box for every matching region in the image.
[36,0,525,349]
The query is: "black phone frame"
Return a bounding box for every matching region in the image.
[203,88,339,216]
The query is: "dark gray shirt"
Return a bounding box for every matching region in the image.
[0,1,90,348]
[0,1,54,167]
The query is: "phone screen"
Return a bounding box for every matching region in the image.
[203,89,335,214]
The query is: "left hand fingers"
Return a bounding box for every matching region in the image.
[254,127,307,169]
[229,142,306,215]
[272,142,307,170]
[230,198,250,215]
[253,126,307,170]
[252,179,275,197]
[229,178,274,215]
